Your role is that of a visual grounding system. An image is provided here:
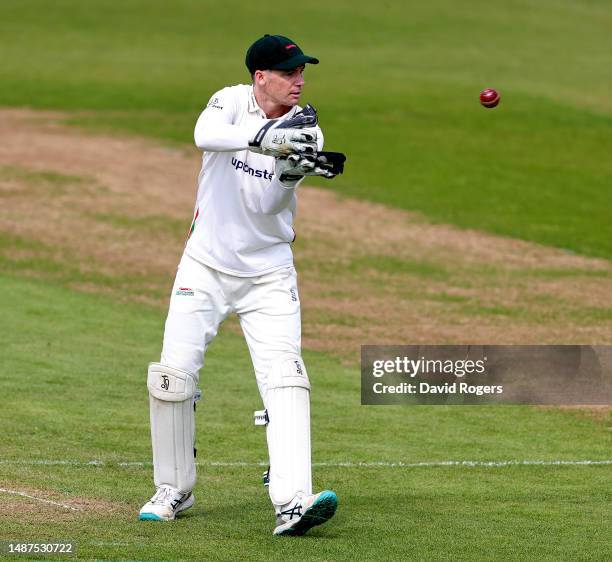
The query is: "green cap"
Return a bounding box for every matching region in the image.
[245,34,319,74]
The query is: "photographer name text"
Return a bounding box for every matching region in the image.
[373,381,503,396]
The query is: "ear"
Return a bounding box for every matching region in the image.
[254,70,267,87]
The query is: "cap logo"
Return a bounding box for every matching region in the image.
[285,44,297,50]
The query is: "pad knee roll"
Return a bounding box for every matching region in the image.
[148,362,198,493]
[264,353,312,507]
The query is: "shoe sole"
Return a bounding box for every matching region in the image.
[139,512,166,521]
[139,494,195,521]
[275,491,338,536]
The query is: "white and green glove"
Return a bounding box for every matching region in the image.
[275,151,347,187]
[249,105,319,157]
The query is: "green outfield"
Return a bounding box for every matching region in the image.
[1,1,611,560]
[1,0,611,257]
[1,274,610,560]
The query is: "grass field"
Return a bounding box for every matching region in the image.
[1,1,611,560]
[1,0,612,257]
[1,274,610,560]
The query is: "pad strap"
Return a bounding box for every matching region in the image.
[254,409,269,426]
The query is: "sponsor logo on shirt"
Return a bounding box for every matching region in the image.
[207,97,224,110]
[231,157,274,180]
[176,287,195,296]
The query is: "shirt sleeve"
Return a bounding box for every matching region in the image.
[259,126,326,215]
[316,126,325,151]
[259,176,297,214]
[194,88,262,152]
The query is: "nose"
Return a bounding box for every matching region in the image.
[295,73,305,87]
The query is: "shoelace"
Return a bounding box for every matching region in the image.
[151,487,175,505]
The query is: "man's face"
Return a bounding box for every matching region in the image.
[257,65,306,107]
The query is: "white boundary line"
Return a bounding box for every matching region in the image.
[0,459,611,468]
[2,460,608,512]
[0,487,80,511]
[318,460,612,468]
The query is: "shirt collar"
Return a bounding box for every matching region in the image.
[248,85,299,119]
[248,86,263,115]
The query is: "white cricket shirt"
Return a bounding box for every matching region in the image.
[184,84,324,277]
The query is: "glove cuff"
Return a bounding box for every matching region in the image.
[248,119,278,149]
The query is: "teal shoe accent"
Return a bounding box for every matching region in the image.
[139,512,165,521]
[277,490,338,536]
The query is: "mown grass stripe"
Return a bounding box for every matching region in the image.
[1,459,610,468]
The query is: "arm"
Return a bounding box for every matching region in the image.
[194,91,319,154]
[259,176,300,215]
[259,128,325,215]
[194,89,261,152]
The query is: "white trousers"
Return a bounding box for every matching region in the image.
[160,253,302,398]
[154,253,307,502]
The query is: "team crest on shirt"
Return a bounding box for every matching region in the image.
[176,287,195,296]
[207,97,224,110]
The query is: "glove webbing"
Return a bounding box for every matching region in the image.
[279,151,346,183]
[306,151,346,176]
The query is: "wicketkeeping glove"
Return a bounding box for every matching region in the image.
[275,151,347,187]
[249,104,319,157]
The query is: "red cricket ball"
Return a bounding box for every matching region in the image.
[480,88,500,108]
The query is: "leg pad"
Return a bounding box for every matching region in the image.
[148,362,198,493]
[265,354,311,507]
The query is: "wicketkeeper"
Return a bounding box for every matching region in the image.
[139,34,345,536]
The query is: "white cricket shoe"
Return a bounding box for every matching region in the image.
[139,485,195,521]
[273,490,338,536]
